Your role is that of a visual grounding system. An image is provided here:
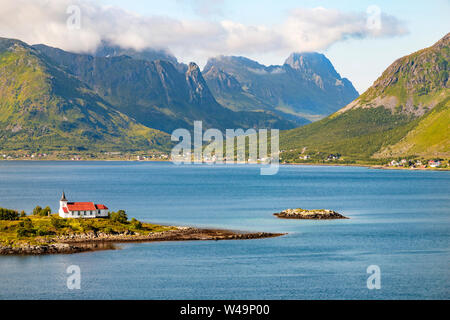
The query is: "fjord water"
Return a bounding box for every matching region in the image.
[0,161,449,300]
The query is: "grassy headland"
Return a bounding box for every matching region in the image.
[0,207,283,255]
[0,208,174,247]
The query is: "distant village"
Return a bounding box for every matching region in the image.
[1,151,170,161]
[279,148,343,164]
[1,150,448,170]
[386,158,447,169]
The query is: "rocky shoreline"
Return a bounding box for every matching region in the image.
[274,208,348,220]
[0,227,285,255]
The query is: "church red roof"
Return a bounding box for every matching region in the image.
[66,202,108,211]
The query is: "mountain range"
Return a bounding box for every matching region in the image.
[0,32,448,160]
[280,33,449,161]
[0,36,359,153]
[203,53,359,123]
[32,43,293,134]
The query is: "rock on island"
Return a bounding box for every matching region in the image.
[274,208,348,220]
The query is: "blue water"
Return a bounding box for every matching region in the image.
[0,161,449,299]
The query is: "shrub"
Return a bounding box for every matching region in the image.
[50,216,66,229]
[16,227,31,237]
[103,227,114,234]
[35,227,55,236]
[16,219,35,237]
[32,205,52,216]
[79,220,98,232]
[110,210,128,224]
[0,208,19,220]
[130,218,142,229]
[40,206,52,216]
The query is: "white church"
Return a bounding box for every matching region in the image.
[59,192,109,218]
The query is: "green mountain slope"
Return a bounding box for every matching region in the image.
[280,33,449,162]
[0,38,171,153]
[374,97,450,158]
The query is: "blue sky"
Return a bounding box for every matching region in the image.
[94,0,449,92]
[1,0,449,92]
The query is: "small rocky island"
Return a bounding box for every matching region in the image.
[274,208,349,220]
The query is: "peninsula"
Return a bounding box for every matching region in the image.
[0,207,284,255]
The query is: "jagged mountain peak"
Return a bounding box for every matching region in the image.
[203,66,241,92]
[284,52,340,79]
[285,52,325,65]
[185,62,216,104]
[203,51,359,120]
[186,62,201,74]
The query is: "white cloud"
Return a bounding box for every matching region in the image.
[177,0,225,16]
[247,67,286,75]
[0,0,408,62]
[282,7,408,52]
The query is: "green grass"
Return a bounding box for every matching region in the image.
[0,214,175,247]
[375,97,450,158]
[280,106,415,160]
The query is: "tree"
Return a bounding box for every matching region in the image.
[130,218,142,229]
[20,211,26,217]
[110,210,128,223]
[0,207,19,220]
[32,206,51,216]
[32,206,42,216]
[40,206,51,216]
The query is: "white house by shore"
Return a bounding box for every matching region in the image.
[58,192,109,218]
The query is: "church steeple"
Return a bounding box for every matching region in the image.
[59,191,69,217]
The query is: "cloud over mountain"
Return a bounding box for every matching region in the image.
[0,0,408,61]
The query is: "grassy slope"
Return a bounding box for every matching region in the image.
[280,107,415,161]
[0,41,171,153]
[0,214,175,246]
[375,97,450,158]
[280,97,449,162]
